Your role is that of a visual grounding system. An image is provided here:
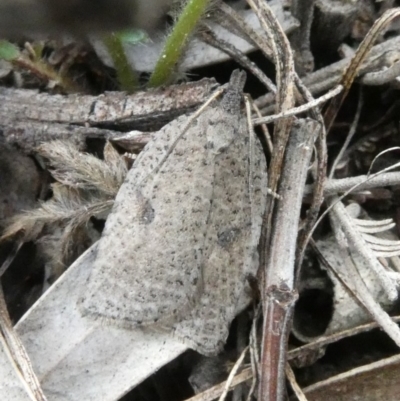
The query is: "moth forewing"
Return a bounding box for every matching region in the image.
[173,88,268,355]
[80,112,215,327]
[79,70,268,356]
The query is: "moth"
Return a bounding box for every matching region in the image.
[80,70,268,356]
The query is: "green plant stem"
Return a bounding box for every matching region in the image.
[148,0,211,87]
[103,33,139,92]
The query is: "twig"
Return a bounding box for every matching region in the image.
[304,160,400,257]
[0,285,48,401]
[185,306,400,401]
[324,7,400,133]
[250,102,273,156]
[198,26,276,93]
[329,87,364,178]
[218,347,248,401]
[0,242,23,277]
[244,3,297,400]
[285,363,309,401]
[289,54,328,286]
[305,171,400,196]
[301,352,400,397]
[0,78,219,152]
[246,305,261,401]
[288,312,400,362]
[317,217,400,348]
[252,85,342,125]
[255,35,400,113]
[359,59,400,85]
[245,0,296,238]
[329,197,398,301]
[216,0,328,256]
[217,1,275,67]
[185,369,252,401]
[260,118,319,401]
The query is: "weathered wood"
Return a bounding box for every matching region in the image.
[0,78,218,152]
[255,35,400,112]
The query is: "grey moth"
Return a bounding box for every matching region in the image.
[80,70,268,356]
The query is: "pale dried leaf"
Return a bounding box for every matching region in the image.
[0,245,188,401]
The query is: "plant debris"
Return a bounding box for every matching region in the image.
[2,1,400,401]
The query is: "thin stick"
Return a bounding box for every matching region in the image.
[319,213,400,347]
[288,313,400,361]
[218,347,249,401]
[305,171,400,196]
[255,36,400,113]
[329,197,398,301]
[0,242,23,277]
[217,1,275,65]
[199,26,276,93]
[286,363,309,401]
[251,101,273,156]
[245,96,280,201]
[324,8,400,133]
[329,87,363,178]
[252,85,342,125]
[186,369,252,401]
[360,59,400,85]
[306,161,400,253]
[246,305,261,401]
[0,286,48,401]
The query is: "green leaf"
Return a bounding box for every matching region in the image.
[0,40,20,61]
[116,29,148,45]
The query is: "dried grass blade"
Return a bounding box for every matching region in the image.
[314,234,400,347]
[0,286,48,401]
[355,222,396,234]
[330,198,398,301]
[324,8,400,132]
[353,218,394,227]
[245,0,296,195]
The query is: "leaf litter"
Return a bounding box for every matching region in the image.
[2,2,400,401]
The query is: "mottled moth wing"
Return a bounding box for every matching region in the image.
[80,110,219,326]
[173,76,268,355]
[80,70,268,356]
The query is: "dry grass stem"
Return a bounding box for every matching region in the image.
[0,286,47,401]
